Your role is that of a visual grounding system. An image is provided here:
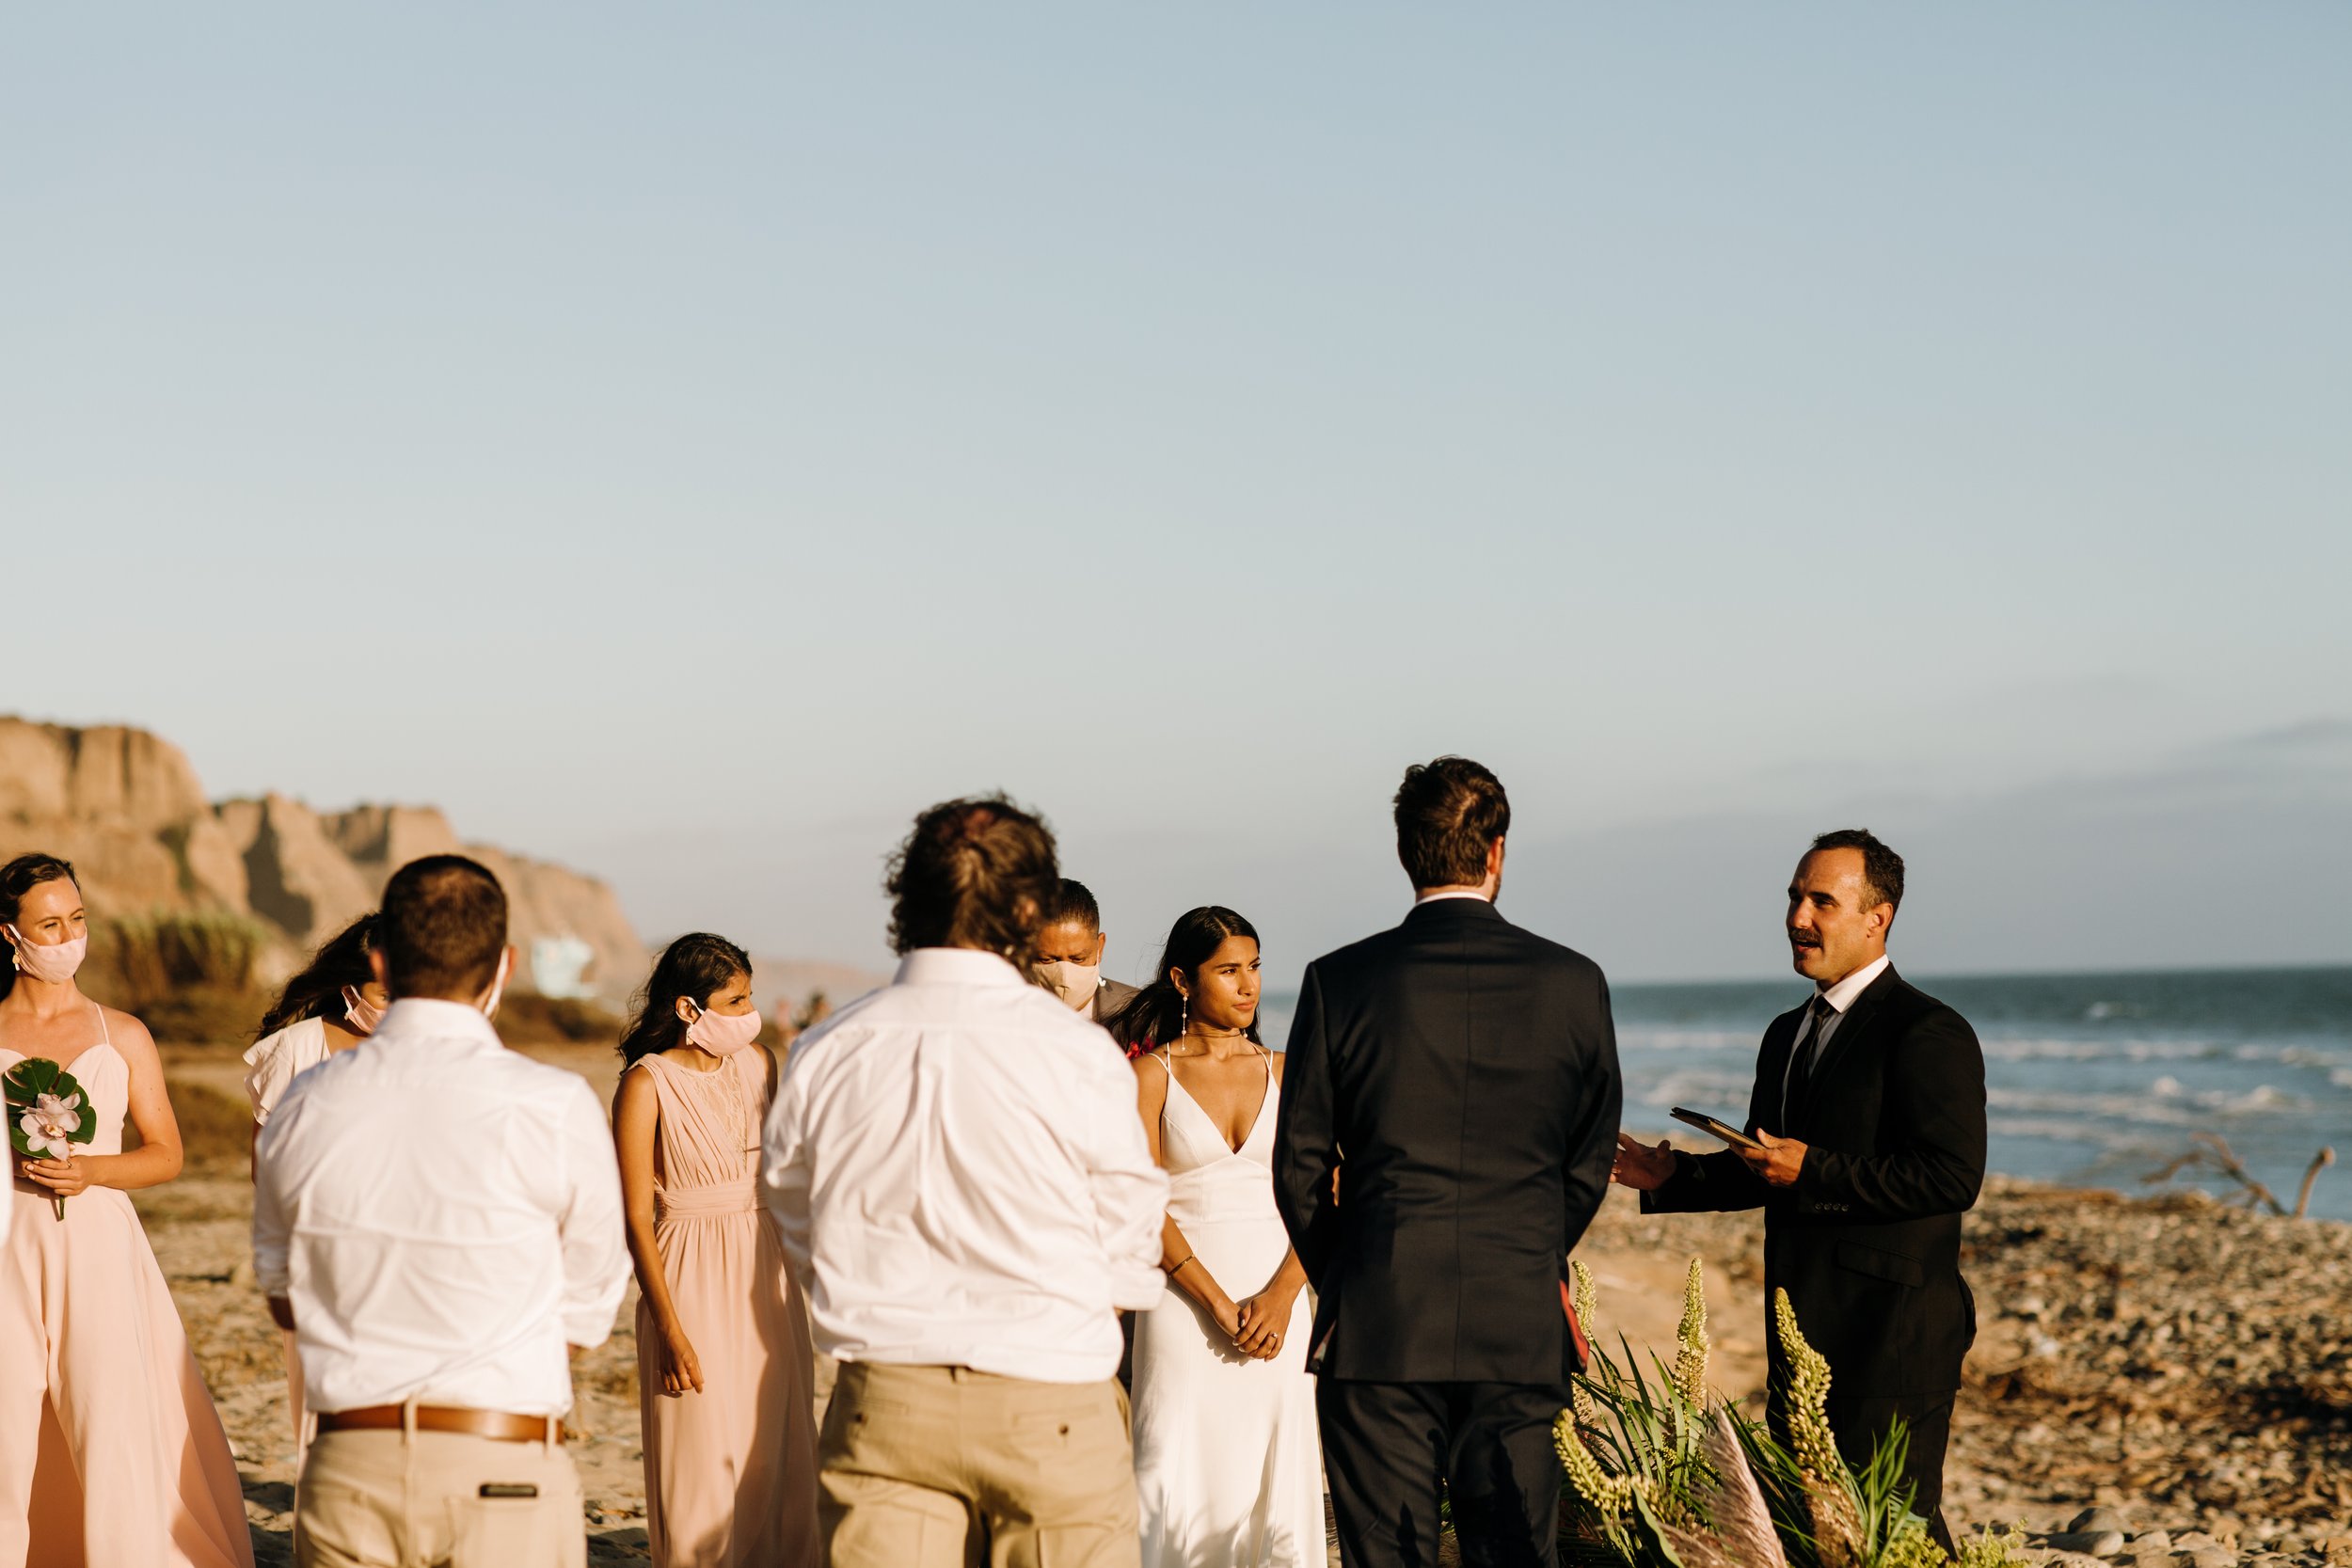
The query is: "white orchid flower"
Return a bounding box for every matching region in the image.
[18,1093,80,1161]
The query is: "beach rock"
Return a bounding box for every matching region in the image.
[2073,1511,2134,1537]
[2044,1531,2128,1558]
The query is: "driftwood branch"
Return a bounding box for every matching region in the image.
[2294,1147,2336,1220]
[2140,1132,2296,1217]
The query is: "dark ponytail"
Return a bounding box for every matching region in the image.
[1104,905,1262,1053]
[0,853,79,1004]
[619,933,753,1066]
[255,913,379,1040]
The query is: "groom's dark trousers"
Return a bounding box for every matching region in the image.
[1275,898,1622,1568]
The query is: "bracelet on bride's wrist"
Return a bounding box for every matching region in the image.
[1164,1254,1196,1275]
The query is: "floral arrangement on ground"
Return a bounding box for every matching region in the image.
[1555,1257,2030,1568]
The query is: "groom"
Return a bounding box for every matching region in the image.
[1275,757,1623,1568]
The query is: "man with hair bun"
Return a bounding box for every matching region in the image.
[762,795,1168,1568]
[254,854,629,1568]
[1613,828,1987,1552]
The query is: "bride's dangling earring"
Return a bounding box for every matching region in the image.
[1179,992,1188,1038]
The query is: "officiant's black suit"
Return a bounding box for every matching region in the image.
[1645,963,1985,1544]
[1275,897,1622,1568]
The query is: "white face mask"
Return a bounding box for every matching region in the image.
[683,999,763,1055]
[1038,959,1103,1012]
[5,924,87,985]
[341,985,388,1037]
[476,949,513,1022]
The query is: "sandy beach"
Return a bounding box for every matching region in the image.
[145,1045,2351,1567]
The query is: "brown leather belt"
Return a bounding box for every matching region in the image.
[315,1404,564,1444]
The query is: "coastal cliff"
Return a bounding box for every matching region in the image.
[0,716,645,999]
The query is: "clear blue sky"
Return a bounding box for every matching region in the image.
[7,4,2347,986]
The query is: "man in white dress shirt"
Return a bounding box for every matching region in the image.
[254,855,629,1568]
[763,795,1168,1568]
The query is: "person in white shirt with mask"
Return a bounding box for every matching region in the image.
[254,853,629,1568]
[763,795,1169,1568]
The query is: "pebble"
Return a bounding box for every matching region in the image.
[2043,1531,2127,1557]
[2074,1511,2134,1537]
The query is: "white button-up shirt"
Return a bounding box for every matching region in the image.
[252,998,629,1417]
[762,947,1168,1384]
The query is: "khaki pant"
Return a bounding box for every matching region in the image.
[820,1362,1140,1568]
[295,1420,585,1568]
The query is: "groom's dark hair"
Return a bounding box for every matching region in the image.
[1394,756,1511,889]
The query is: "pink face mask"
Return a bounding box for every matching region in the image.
[5,925,88,985]
[341,985,388,1037]
[684,999,762,1056]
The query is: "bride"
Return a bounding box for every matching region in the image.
[1110,907,1323,1568]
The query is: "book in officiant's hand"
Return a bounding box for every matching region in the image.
[1670,1107,1764,1152]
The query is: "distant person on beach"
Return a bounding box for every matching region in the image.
[244,910,388,1458]
[762,796,1168,1568]
[1273,758,1624,1568]
[0,851,254,1568]
[1612,829,1986,1552]
[612,933,818,1568]
[1037,878,1140,1028]
[254,854,629,1568]
[1125,906,1324,1567]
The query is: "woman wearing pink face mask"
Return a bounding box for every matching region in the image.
[242,910,387,1457]
[612,933,819,1568]
[0,852,255,1568]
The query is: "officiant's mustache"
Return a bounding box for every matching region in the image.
[1787,929,1822,950]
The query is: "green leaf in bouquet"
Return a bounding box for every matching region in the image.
[5,1057,99,1159]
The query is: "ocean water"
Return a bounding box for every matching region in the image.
[1253,966,2352,1221]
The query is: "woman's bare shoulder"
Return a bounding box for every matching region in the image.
[100,1005,158,1056]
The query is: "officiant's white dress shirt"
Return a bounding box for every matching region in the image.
[762,947,1168,1384]
[251,998,628,1416]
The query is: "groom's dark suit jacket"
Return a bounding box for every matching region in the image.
[1645,964,1986,1399]
[1273,897,1622,1386]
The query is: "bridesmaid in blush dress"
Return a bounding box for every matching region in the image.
[612,933,819,1568]
[241,911,386,1460]
[0,853,254,1568]
[1113,907,1324,1568]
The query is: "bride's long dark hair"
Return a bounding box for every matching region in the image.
[1104,905,1263,1053]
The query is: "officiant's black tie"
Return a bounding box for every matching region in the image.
[1786,994,1837,1119]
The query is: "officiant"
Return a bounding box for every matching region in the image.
[1612,830,1985,1551]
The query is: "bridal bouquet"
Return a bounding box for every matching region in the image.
[6,1058,97,1221]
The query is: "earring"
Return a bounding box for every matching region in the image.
[1179,995,1188,1037]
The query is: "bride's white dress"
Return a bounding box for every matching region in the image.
[1134,1049,1326,1568]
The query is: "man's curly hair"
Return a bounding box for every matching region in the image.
[884,794,1061,959]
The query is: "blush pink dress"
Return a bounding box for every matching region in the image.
[632,1050,819,1568]
[0,1007,255,1568]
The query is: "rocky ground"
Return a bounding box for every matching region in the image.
[1589,1177,2352,1568]
[138,1047,2349,1566]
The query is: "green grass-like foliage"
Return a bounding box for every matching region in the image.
[1556,1263,2028,1568]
